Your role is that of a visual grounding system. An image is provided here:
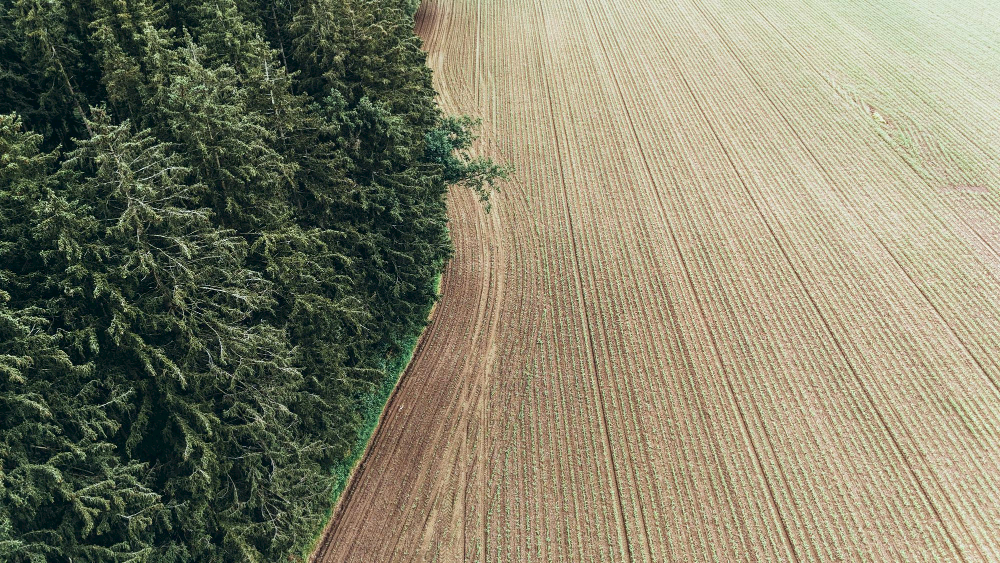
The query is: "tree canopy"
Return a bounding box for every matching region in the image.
[0,1,509,560]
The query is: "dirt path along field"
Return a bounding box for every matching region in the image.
[311,0,1000,560]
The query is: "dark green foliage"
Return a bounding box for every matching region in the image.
[0,113,161,563]
[425,115,512,211]
[0,1,509,561]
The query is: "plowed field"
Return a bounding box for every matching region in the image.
[311,0,1000,560]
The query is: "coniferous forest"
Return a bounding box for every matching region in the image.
[0,0,507,560]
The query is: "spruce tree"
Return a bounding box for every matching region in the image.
[1,113,161,563]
